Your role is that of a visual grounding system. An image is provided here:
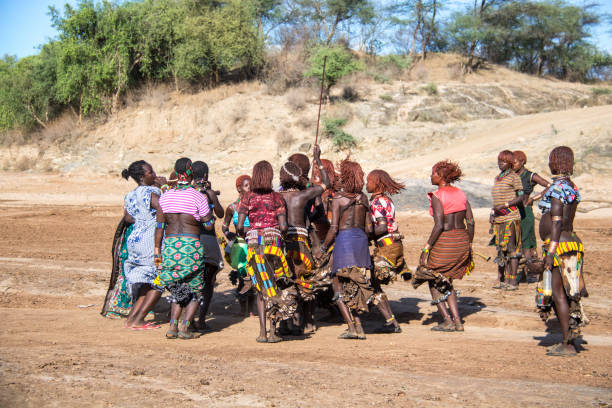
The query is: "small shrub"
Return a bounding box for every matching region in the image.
[592,87,612,96]
[286,88,307,111]
[413,65,429,80]
[342,86,359,102]
[323,117,356,150]
[367,72,391,83]
[379,54,411,71]
[422,83,438,96]
[15,155,32,171]
[276,126,295,152]
[379,94,393,102]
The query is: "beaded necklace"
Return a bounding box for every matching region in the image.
[496,169,512,182]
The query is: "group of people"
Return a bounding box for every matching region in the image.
[489,147,587,356]
[101,144,586,356]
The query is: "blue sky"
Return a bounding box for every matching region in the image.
[1,0,611,59]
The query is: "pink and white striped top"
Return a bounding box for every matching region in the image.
[159,186,210,221]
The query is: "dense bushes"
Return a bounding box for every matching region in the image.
[1,0,610,135]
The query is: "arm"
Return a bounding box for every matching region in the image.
[312,144,330,189]
[420,195,444,266]
[465,200,475,243]
[204,188,224,219]
[373,217,388,237]
[493,177,524,213]
[544,197,563,270]
[237,213,246,237]
[222,204,235,239]
[197,194,214,231]
[527,174,551,206]
[151,193,165,266]
[123,209,135,224]
[321,198,341,251]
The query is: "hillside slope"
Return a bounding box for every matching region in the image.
[1,54,611,208]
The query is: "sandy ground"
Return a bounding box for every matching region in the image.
[0,176,611,407]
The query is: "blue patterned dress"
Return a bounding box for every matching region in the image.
[123,185,161,296]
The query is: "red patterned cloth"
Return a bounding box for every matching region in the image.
[238,191,286,230]
[370,195,398,233]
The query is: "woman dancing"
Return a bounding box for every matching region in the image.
[319,158,398,339]
[491,150,524,290]
[192,160,224,331]
[365,169,408,333]
[154,158,215,339]
[237,161,293,343]
[222,175,254,316]
[537,146,587,356]
[415,160,474,332]
[121,160,165,330]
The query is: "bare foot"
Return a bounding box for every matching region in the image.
[303,323,316,334]
[267,332,283,343]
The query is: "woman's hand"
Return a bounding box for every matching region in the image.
[154,176,167,187]
[544,253,554,271]
[419,250,429,267]
[154,254,162,267]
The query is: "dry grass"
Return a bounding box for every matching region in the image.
[15,155,33,171]
[286,88,308,111]
[325,102,353,123]
[276,126,295,155]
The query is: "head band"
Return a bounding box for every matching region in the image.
[177,166,193,184]
[282,163,301,182]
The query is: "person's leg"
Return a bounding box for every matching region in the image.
[332,277,357,337]
[166,302,181,338]
[446,290,463,331]
[256,293,267,342]
[429,282,454,331]
[126,286,146,326]
[373,293,400,332]
[197,263,219,329]
[353,315,365,339]
[505,223,520,288]
[179,300,199,335]
[548,267,576,355]
[127,287,162,327]
[303,300,316,333]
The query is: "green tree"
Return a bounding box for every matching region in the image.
[305,45,362,96]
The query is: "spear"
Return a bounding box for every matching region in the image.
[314,56,327,147]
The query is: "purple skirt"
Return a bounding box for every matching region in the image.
[331,228,372,277]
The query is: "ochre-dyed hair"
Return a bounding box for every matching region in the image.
[280,161,304,190]
[498,150,514,163]
[549,146,574,175]
[432,160,463,184]
[288,153,310,178]
[251,160,274,193]
[513,150,527,164]
[312,158,339,191]
[339,157,364,194]
[235,174,251,189]
[367,169,405,195]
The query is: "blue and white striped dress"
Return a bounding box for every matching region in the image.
[123,185,161,292]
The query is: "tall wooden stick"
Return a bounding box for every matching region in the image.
[314,56,327,147]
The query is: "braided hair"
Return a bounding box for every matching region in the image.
[280,161,304,190]
[174,157,193,183]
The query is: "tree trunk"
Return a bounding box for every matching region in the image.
[410,0,422,57]
[25,104,47,129]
